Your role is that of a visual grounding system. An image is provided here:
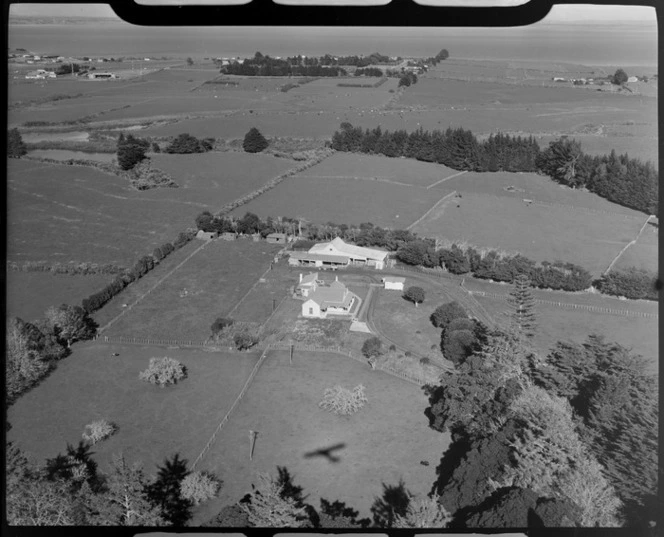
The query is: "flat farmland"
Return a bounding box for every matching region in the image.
[6,271,112,322]
[284,77,399,111]
[7,342,260,477]
[294,152,459,188]
[429,170,646,216]
[613,222,659,273]
[193,349,449,524]
[103,240,282,341]
[149,151,294,199]
[411,191,645,277]
[7,154,291,265]
[473,294,658,372]
[230,175,440,228]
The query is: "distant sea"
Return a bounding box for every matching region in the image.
[7,20,658,68]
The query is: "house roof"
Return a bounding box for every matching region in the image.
[299,273,318,286]
[309,237,388,261]
[306,285,354,309]
[289,252,350,264]
[383,276,405,283]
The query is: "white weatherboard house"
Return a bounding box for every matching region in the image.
[382,276,405,291]
[290,237,389,270]
[302,278,358,318]
[296,272,319,297]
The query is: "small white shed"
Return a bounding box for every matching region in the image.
[382,276,405,291]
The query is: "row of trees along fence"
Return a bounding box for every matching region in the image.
[330,123,658,215]
[81,230,196,314]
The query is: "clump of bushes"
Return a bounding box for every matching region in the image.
[210,319,260,350]
[123,159,178,190]
[180,471,222,505]
[361,336,383,359]
[82,419,117,445]
[165,133,214,154]
[594,267,659,301]
[319,384,367,416]
[7,128,27,158]
[139,357,187,387]
[117,133,149,170]
[7,260,125,276]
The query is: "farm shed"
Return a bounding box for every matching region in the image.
[302,278,357,318]
[309,237,389,270]
[627,76,638,83]
[288,251,350,269]
[88,72,118,79]
[382,276,405,291]
[196,230,218,240]
[220,232,237,241]
[266,232,290,244]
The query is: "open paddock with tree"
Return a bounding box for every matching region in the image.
[411,191,645,277]
[230,176,440,228]
[284,76,399,111]
[294,152,460,188]
[192,349,449,525]
[6,342,260,478]
[6,271,112,322]
[102,239,282,341]
[471,293,658,371]
[7,160,199,266]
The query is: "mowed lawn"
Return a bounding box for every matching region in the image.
[231,176,440,228]
[473,295,658,372]
[103,239,283,341]
[411,191,645,277]
[193,349,449,525]
[6,272,112,323]
[7,155,291,265]
[7,342,260,476]
[295,152,460,188]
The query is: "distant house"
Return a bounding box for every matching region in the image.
[382,276,405,291]
[251,233,262,242]
[296,272,319,298]
[196,230,218,240]
[302,277,358,318]
[88,72,117,79]
[220,232,237,241]
[552,77,567,82]
[266,232,289,244]
[25,69,55,79]
[627,76,638,83]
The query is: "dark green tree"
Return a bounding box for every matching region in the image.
[362,336,383,359]
[243,127,269,153]
[403,286,425,307]
[507,274,537,338]
[436,49,450,61]
[612,68,628,85]
[8,128,27,158]
[146,453,192,526]
[117,133,148,170]
[430,301,467,329]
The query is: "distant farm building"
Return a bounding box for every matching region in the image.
[25,69,56,79]
[309,238,389,270]
[382,276,405,291]
[627,76,638,83]
[220,232,237,241]
[302,277,358,318]
[196,230,218,240]
[88,72,118,79]
[266,232,290,244]
[288,251,350,270]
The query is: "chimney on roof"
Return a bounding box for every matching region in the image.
[299,274,303,283]
[335,275,338,281]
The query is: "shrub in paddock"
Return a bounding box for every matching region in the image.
[165,133,214,154]
[361,336,383,360]
[211,317,235,336]
[117,133,148,170]
[319,385,368,416]
[180,471,222,505]
[139,357,187,387]
[403,286,425,307]
[82,419,117,445]
[233,329,260,351]
[243,127,269,154]
[7,128,27,158]
[431,301,468,329]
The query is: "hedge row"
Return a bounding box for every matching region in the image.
[397,241,594,292]
[7,260,125,276]
[594,268,659,301]
[81,230,196,313]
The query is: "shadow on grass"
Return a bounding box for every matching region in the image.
[304,442,346,463]
[370,478,411,528]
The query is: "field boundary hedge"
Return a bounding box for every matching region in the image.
[7,260,125,276]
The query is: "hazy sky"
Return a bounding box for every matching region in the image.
[9,2,657,22]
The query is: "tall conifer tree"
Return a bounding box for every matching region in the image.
[507,274,537,338]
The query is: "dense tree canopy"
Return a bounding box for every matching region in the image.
[8,128,27,158]
[243,127,269,153]
[117,133,148,170]
[612,68,628,85]
[165,133,214,154]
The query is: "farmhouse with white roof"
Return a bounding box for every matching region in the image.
[289,237,389,270]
